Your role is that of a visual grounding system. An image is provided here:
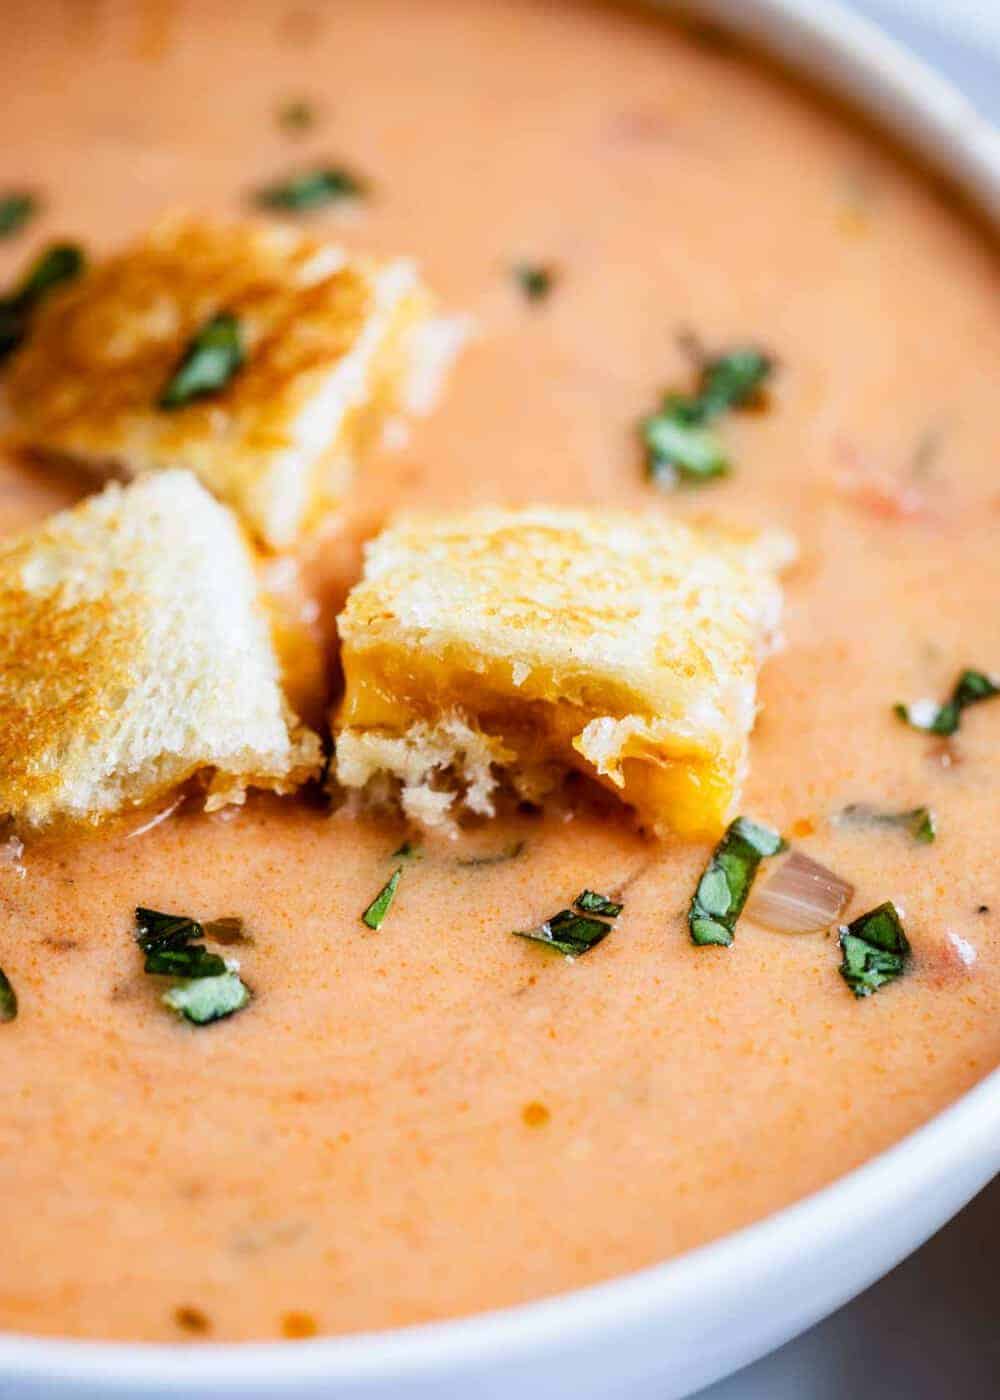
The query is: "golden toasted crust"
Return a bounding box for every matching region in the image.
[6,216,441,548]
[333,506,793,839]
[0,470,321,830]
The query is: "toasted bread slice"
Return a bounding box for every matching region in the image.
[0,470,322,830]
[6,216,462,549]
[333,506,794,839]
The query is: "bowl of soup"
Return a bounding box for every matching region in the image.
[0,0,998,1397]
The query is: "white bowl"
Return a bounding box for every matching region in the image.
[4,3,999,1396]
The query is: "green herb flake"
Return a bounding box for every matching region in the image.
[643,342,773,489]
[514,909,613,957]
[575,890,623,917]
[135,906,203,953]
[644,413,728,485]
[513,889,623,958]
[688,816,785,947]
[163,971,250,1025]
[696,347,773,418]
[277,99,316,133]
[0,192,37,239]
[837,803,936,845]
[255,165,366,211]
[15,243,83,302]
[0,242,85,363]
[135,907,251,1024]
[158,312,244,410]
[895,669,999,738]
[0,965,17,1022]
[512,262,556,303]
[457,840,525,868]
[143,945,228,979]
[201,916,248,944]
[362,867,402,930]
[838,901,910,997]
[392,840,423,861]
[135,907,225,978]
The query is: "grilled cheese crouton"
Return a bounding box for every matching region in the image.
[333,507,793,839]
[6,216,460,549]
[0,470,321,830]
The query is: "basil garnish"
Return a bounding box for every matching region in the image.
[689,816,785,947]
[0,965,17,1022]
[512,263,555,302]
[201,916,248,944]
[895,669,999,737]
[836,803,936,844]
[575,890,623,917]
[136,907,225,978]
[513,890,622,957]
[362,867,402,930]
[643,343,773,487]
[255,166,366,211]
[277,99,316,133]
[645,414,727,484]
[0,192,37,239]
[158,312,244,409]
[457,841,525,868]
[0,242,85,363]
[136,907,250,1023]
[163,972,250,1025]
[838,901,910,997]
[696,347,773,418]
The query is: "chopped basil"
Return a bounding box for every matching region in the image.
[643,342,773,488]
[163,971,250,1025]
[362,867,402,929]
[277,99,316,133]
[515,909,611,957]
[255,165,366,211]
[688,816,785,947]
[696,347,773,418]
[157,312,244,409]
[135,907,251,1023]
[135,907,203,953]
[143,945,228,979]
[644,413,728,485]
[0,965,16,1022]
[0,242,85,363]
[512,263,556,302]
[14,242,83,302]
[838,901,910,997]
[836,803,936,844]
[458,840,525,868]
[201,916,248,944]
[0,191,37,238]
[136,907,225,978]
[575,889,623,917]
[895,669,999,737]
[513,890,622,958]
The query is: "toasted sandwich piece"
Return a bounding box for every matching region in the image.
[333,506,794,839]
[0,470,322,830]
[6,216,462,549]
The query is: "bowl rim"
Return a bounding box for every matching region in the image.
[5,0,999,1388]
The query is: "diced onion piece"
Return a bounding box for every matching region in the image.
[745,848,854,933]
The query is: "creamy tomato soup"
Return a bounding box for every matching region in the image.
[1,0,999,1345]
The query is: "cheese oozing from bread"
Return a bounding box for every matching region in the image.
[6,216,464,549]
[333,506,794,839]
[0,470,322,830]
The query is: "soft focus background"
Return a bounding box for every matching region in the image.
[699,3,1000,1396]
